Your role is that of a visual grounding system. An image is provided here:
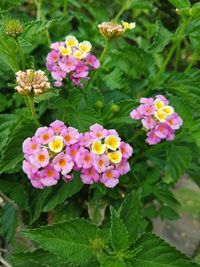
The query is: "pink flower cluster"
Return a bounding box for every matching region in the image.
[22,120,80,189]
[76,124,133,188]
[22,122,133,189]
[130,95,183,145]
[46,35,100,88]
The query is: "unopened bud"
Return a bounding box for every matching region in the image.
[111,104,120,113]
[95,100,104,109]
[5,19,23,38]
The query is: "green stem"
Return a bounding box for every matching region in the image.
[174,39,181,71]
[84,39,110,91]
[34,0,51,46]
[184,51,199,73]
[27,96,41,127]
[153,19,188,84]
[14,38,25,70]
[115,7,125,21]
[63,0,67,16]
[100,39,109,64]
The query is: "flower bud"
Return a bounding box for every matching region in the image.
[111,104,120,113]
[98,20,136,40]
[15,69,51,96]
[5,19,23,38]
[95,100,104,109]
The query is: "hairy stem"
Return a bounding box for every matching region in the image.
[27,96,41,127]
[14,38,25,70]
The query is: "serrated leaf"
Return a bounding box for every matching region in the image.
[22,19,58,42]
[0,122,36,174]
[110,207,129,251]
[68,108,102,132]
[119,189,144,244]
[131,233,199,267]
[103,68,122,90]
[149,21,172,53]
[168,0,191,9]
[0,203,17,243]
[42,173,83,212]
[11,249,68,267]
[0,180,28,210]
[165,145,191,183]
[102,258,126,267]
[23,218,101,266]
[0,0,24,12]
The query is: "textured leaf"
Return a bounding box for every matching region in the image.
[149,21,172,53]
[119,189,144,244]
[23,218,101,265]
[0,204,17,243]
[11,249,68,267]
[165,145,191,183]
[22,19,58,41]
[42,174,83,212]
[131,233,199,267]
[68,107,102,132]
[102,258,126,267]
[0,180,28,210]
[0,0,24,12]
[0,122,36,174]
[110,207,129,251]
[168,0,191,9]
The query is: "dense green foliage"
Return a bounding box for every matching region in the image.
[0,0,199,266]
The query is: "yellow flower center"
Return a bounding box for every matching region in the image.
[161,105,174,116]
[154,110,167,122]
[79,41,91,53]
[105,135,120,151]
[91,140,106,155]
[106,171,113,179]
[49,136,64,153]
[108,151,122,164]
[60,46,72,56]
[154,100,165,110]
[58,158,66,167]
[73,50,83,59]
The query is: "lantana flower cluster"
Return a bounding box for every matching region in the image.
[46,35,100,88]
[22,120,80,189]
[15,69,50,96]
[130,95,183,145]
[76,124,133,188]
[22,122,133,189]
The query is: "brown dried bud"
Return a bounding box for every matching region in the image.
[98,21,124,39]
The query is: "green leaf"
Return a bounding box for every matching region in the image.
[23,218,101,266]
[131,233,199,266]
[22,19,59,42]
[119,189,144,244]
[0,203,17,243]
[68,107,102,132]
[0,180,28,210]
[103,68,122,90]
[0,0,24,13]
[0,122,36,174]
[149,21,172,53]
[11,249,68,267]
[165,145,191,183]
[42,174,83,212]
[102,258,126,267]
[110,207,129,251]
[168,0,191,9]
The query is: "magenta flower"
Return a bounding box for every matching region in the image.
[90,123,108,139]
[46,36,100,88]
[81,167,100,184]
[52,152,74,175]
[51,66,66,82]
[59,56,78,73]
[120,142,133,159]
[146,130,161,145]
[61,127,80,145]
[94,154,109,173]
[79,133,93,147]
[22,120,80,189]
[29,148,49,168]
[76,149,94,169]
[101,168,120,188]
[86,55,100,69]
[130,95,183,145]
[116,160,130,176]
